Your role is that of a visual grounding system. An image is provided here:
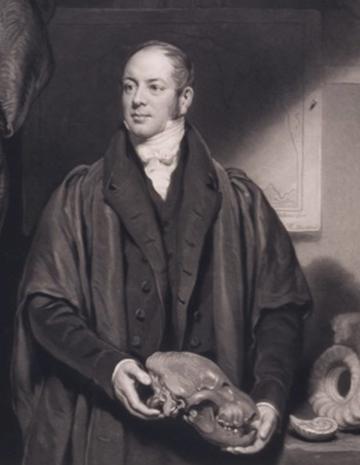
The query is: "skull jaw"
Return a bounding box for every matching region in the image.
[183,385,259,447]
[184,405,258,448]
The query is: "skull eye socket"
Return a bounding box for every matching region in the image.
[220,383,235,399]
[186,390,222,414]
[194,381,233,399]
[189,399,219,415]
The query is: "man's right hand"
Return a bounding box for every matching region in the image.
[112,358,163,420]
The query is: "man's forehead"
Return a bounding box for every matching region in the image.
[123,47,174,80]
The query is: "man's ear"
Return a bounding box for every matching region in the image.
[178,86,194,116]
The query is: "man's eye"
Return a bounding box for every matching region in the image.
[123,83,134,93]
[149,84,164,94]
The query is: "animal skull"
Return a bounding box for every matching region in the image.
[145,351,259,448]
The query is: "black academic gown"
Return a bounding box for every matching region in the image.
[11,124,311,465]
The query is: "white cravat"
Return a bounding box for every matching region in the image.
[128,118,185,200]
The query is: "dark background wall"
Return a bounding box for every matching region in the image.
[1,1,360,464]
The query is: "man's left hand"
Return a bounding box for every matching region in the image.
[224,403,279,455]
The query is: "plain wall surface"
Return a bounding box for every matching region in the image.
[294,10,360,365]
[296,83,360,366]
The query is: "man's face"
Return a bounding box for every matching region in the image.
[122,47,188,139]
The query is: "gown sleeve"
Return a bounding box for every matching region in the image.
[228,167,312,419]
[14,165,133,406]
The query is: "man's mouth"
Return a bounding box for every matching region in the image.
[132,114,150,123]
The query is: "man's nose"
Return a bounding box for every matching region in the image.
[132,85,147,107]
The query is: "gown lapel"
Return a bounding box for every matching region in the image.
[103,129,168,308]
[174,126,222,349]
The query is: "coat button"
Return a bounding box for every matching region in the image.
[141,280,151,293]
[190,336,201,348]
[108,182,118,191]
[193,311,202,322]
[177,295,186,305]
[131,335,141,348]
[162,220,170,231]
[185,238,196,248]
[135,308,145,322]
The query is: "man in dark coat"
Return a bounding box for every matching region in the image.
[12,41,311,465]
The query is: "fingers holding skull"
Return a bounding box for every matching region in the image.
[224,403,279,455]
[112,352,277,453]
[112,358,164,420]
[112,352,279,453]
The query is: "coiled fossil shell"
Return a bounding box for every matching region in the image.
[309,344,360,430]
[289,415,338,441]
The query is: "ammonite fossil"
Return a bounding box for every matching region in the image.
[289,415,337,441]
[309,344,360,430]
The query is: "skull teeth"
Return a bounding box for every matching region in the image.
[183,409,198,422]
[216,417,243,433]
[189,409,198,419]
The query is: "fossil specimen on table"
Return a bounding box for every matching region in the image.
[289,415,338,441]
[309,312,360,430]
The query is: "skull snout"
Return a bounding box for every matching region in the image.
[217,403,258,432]
[187,390,253,429]
[217,405,245,428]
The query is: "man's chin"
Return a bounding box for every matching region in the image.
[126,124,159,140]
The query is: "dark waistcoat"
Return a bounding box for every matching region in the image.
[123,137,219,361]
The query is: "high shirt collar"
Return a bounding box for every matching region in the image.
[126,117,185,163]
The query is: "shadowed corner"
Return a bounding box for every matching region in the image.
[0,106,10,139]
[0,1,55,463]
[293,258,360,408]
[0,140,9,233]
[205,1,360,169]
